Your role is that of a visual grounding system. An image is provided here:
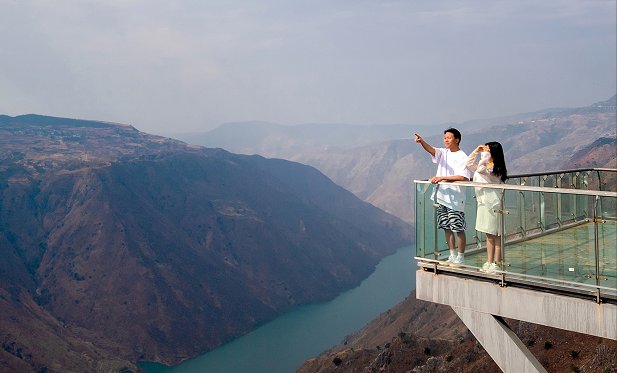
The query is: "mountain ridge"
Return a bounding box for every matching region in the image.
[177,95,616,222]
[169,95,617,155]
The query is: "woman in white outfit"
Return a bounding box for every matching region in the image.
[466,142,508,273]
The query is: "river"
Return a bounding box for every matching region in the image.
[140,245,416,373]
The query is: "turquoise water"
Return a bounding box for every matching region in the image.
[140,245,416,373]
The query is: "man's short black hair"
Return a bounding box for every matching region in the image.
[444,128,461,142]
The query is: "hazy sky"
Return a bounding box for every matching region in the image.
[1,0,615,134]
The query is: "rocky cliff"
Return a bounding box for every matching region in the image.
[0,114,411,371]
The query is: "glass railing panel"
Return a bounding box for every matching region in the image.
[507,169,616,193]
[542,174,558,188]
[463,187,480,256]
[596,169,617,192]
[501,188,541,239]
[600,195,617,220]
[551,217,596,285]
[574,191,589,221]
[500,190,616,288]
[598,220,617,290]
[501,193,597,283]
[502,188,540,276]
[541,190,559,230]
[559,187,577,225]
[415,182,429,259]
[597,195,617,291]
[415,182,444,259]
[414,182,480,261]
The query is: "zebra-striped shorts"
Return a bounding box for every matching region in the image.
[436,204,466,232]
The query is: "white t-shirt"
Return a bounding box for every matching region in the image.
[431,148,471,212]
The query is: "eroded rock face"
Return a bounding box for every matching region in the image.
[0,114,411,370]
[296,292,617,373]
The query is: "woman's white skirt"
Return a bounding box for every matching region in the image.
[475,203,501,236]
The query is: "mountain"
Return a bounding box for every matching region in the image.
[175,96,617,223]
[296,291,617,373]
[0,114,411,371]
[169,121,423,157]
[564,136,617,169]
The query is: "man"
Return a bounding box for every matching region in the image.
[415,128,471,264]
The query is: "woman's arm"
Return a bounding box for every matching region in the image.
[466,146,484,171]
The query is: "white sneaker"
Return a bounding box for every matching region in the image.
[450,256,464,266]
[487,263,499,273]
[480,262,490,272]
[444,254,456,264]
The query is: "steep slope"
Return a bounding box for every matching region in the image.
[296,292,617,373]
[0,115,411,371]
[564,136,617,169]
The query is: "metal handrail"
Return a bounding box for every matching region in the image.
[413,180,617,198]
[506,167,616,179]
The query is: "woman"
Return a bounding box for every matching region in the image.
[466,141,508,273]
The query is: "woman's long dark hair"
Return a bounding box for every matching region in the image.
[486,141,508,182]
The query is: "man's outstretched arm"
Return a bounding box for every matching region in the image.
[414,133,435,157]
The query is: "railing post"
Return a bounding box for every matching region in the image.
[539,176,546,231]
[593,195,600,292]
[499,187,506,287]
[570,173,577,222]
[518,191,526,237]
[517,176,527,237]
[416,184,424,259]
[556,173,563,227]
[596,169,603,191]
[433,204,439,260]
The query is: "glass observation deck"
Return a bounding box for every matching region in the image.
[414,168,617,303]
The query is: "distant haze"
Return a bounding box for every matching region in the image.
[1,0,615,134]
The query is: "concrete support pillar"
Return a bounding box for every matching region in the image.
[452,306,547,373]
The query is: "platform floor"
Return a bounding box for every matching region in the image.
[464,221,617,290]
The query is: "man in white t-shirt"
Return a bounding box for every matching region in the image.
[415,128,471,265]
